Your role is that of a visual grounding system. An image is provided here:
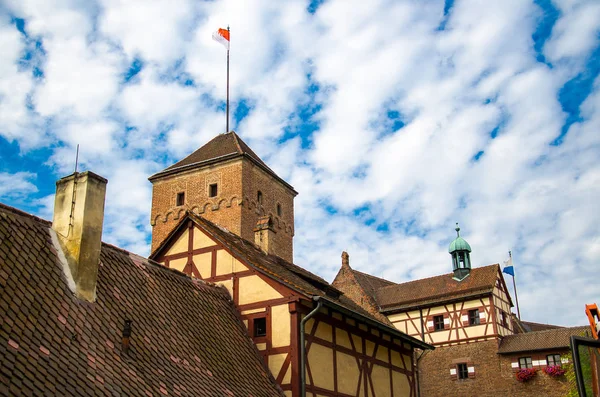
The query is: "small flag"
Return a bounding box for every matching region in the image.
[503,257,514,277]
[212,28,230,50]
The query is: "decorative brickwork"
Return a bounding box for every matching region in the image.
[418,339,571,397]
[149,141,296,262]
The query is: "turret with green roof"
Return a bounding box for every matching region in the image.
[449,223,472,281]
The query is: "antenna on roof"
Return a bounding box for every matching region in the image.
[74,144,80,174]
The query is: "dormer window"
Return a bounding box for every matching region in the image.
[209,183,218,198]
[176,192,185,206]
[257,191,263,205]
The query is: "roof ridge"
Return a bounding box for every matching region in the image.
[503,325,587,337]
[0,202,52,226]
[352,269,396,285]
[377,263,499,292]
[230,131,244,155]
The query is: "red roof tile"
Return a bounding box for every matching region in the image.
[0,203,283,396]
[376,265,502,311]
[498,326,589,353]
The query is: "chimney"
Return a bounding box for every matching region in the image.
[254,216,276,256]
[52,171,107,302]
[341,251,350,268]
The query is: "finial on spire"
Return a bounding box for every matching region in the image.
[455,222,460,237]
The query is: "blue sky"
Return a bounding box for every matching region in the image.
[0,0,599,326]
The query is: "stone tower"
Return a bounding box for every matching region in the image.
[149,131,297,262]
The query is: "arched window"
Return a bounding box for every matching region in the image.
[257,191,263,205]
[276,203,282,216]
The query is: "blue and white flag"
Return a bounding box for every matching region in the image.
[503,257,514,277]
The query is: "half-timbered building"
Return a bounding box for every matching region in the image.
[146,131,433,397]
[332,224,588,396]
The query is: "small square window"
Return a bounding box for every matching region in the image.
[433,315,445,331]
[469,309,480,326]
[253,317,267,337]
[209,183,218,197]
[176,192,185,206]
[547,354,561,366]
[457,363,469,380]
[519,357,532,369]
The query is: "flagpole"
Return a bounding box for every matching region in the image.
[226,25,230,133]
[509,250,521,320]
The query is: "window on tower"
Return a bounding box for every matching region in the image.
[209,183,218,197]
[277,203,282,216]
[176,192,185,206]
[257,191,263,205]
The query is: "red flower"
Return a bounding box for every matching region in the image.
[516,368,537,382]
[544,365,565,377]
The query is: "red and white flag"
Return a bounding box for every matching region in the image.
[212,28,230,50]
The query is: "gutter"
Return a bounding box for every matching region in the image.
[300,300,323,397]
[313,296,433,351]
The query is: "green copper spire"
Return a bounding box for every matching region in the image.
[449,223,472,281]
[448,223,472,253]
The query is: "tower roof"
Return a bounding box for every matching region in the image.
[448,223,472,253]
[149,131,297,193]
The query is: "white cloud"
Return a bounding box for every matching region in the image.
[0,171,38,198]
[1,0,599,327]
[34,37,122,119]
[98,0,196,63]
[544,0,600,64]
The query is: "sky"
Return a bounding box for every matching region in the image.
[0,0,599,327]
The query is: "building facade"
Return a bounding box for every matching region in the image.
[332,224,586,397]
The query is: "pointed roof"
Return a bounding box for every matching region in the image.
[149,131,297,193]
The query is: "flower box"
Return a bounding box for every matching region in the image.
[544,365,565,377]
[516,368,537,382]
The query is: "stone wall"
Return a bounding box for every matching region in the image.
[150,157,296,262]
[418,340,572,397]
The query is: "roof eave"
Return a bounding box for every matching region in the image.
[380,289,493,314]
[314,296,434,351]
[497,345,571,355]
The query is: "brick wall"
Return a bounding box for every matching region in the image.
[332,261,390,324]
[150,157,296,262]
[240,160,295,262]
[418,340,571,397]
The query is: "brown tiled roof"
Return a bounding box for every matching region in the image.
[376,265,501,312]
[149,132,296,193]
[521,321,564,332]
[0,203,283,396]
[352,269,396,298]
[498,326,590,354]
[153,212,432,350]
